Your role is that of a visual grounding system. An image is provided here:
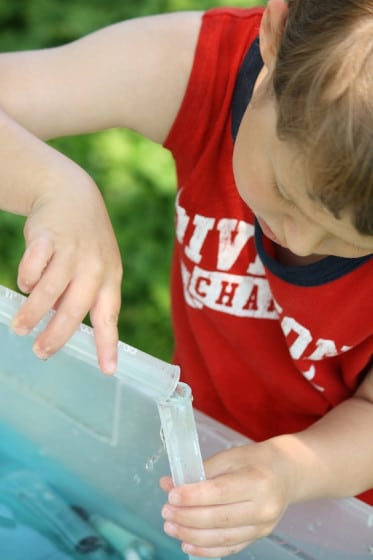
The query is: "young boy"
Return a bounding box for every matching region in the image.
[0,0,372,557]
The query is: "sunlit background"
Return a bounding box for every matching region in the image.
[0,0,265,360]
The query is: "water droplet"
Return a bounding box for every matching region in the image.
[133,474,141,485]
[144,442,165,472]
[159,428,166,448]
[145,459,154,472]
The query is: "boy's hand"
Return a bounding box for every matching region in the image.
[160,441,293,558]
[11,163,122,374]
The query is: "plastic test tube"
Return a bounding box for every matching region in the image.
[158,382,221,560]
[0,286,180,402]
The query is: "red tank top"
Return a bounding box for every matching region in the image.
[164,7,373,503]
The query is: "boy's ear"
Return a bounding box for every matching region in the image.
[259,0,289,70]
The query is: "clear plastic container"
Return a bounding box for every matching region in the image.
[0,285,372,559]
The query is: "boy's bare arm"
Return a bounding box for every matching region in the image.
[285,363,373,501]
[0,12,202,371]
[160,366,373,557]
[0,12,202,144]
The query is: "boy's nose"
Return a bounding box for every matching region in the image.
[283,219,325,256]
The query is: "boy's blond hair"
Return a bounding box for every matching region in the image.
[273,0,373,235]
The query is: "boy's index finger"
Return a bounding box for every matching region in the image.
[94,323,119,375]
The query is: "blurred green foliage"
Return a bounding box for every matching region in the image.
[0,0,265,360]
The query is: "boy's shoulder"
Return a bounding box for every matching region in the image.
[198,6,264,65]
[204,6,265,19]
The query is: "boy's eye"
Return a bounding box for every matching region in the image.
[273,181,298,209]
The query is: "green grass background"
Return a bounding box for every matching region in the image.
[0,0,266,360]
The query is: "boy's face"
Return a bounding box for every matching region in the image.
[232,88,373,259]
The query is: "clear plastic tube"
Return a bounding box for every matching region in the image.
[158,382,221,560]
[158,383,205,485]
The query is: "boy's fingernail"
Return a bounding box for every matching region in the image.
[164,521,178,536]
[11,319,30,336]
[33,344,50,360]
[161,506,171,519]
[169,491,181,505]
[102,359,116,375]
[18,280,31,294]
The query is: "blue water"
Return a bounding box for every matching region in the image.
[0,420,184,560]
[0,421,371,560]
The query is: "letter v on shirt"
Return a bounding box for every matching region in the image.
[176,197,276,318]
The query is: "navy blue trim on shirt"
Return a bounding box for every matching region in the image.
[231,37,263,141]
[231,37,373,286]
[255,219,372,286]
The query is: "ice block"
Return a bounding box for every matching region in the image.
[158,382,221,560]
